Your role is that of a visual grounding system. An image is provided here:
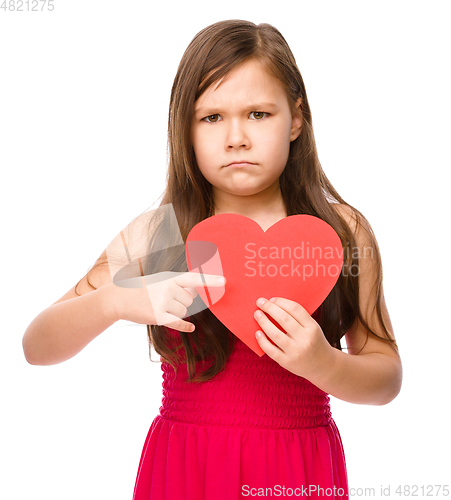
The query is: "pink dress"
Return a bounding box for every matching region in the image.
[132,324,349,499]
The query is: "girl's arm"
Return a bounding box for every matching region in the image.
[22,207,209,365]
[22,280,120,366]
[308,205,402,405]
[22,209,156,366]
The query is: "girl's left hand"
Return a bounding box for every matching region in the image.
[254,297,334,381]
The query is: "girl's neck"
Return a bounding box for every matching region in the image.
[214,200,287,232]
[213,183,287,219]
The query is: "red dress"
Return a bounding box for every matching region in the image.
[132,325,349,499]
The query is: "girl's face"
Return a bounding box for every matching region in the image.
[191,59,302,214]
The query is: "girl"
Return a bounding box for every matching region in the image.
[23,19,402,500]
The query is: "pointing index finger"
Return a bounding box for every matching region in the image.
[175,271,226,289]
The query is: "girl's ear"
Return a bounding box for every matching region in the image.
[290,97,303,142]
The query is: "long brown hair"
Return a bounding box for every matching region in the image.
[76,19,398,382]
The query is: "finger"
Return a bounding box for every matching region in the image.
[255,327,283,363]
[184,287,199,299]
[174,272,226,289]
[262,297,313,328]
[171,285,196,309]
[119,272,225,290]
[166,299,189,321]
[144,285,189,326]
[254,308,290,352]
[154,308,188,327]
[255,298,299,339]
[145,277,191,305]
[165,318,196,333]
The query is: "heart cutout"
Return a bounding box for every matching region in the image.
[185,214,343,357]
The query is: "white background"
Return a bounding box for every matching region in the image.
[1,1,450,499]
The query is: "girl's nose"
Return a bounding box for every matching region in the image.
[225,120,250,149]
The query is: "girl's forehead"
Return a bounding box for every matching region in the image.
[213,60,278,90]
[195,60,286,107]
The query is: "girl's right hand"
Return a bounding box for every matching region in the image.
[111,272,226,333]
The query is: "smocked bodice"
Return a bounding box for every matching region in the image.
[158,330,332,430]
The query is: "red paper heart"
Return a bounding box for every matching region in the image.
[185,214,343,356]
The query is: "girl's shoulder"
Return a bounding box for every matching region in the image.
[52,208,159,305]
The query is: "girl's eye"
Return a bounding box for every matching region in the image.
[250,111,269,120]
[203,114,221,123]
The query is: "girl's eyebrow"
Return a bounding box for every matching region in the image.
[194,102,278,116]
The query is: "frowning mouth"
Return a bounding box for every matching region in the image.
[224,161,257,168]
